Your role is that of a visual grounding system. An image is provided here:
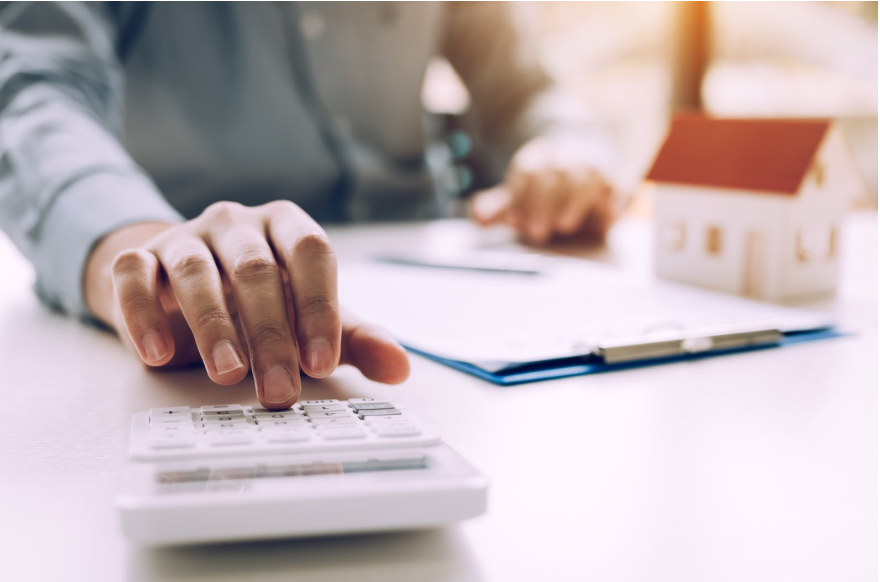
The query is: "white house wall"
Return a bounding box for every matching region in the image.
[654,185,789,297]
[778,127,856,298]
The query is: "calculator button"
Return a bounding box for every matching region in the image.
[373,426,422,438]
[301,403,348,412]
[150,417,195,426]
[201,416,249,425]
[358,409,402,418]
[350,402,394,411]
[201,404,243,413]
[308,416,358,425]
[254,411,304,420]
[201,410,245,417]
[257,419,308,428]
[350,398,397,405]
[305,410,352,419]
[204,422,252,431]
[251,407,302,415]
[149,407,191,420]
[300,399,339,405]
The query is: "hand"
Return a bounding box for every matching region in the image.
[469,135,619,245]
[85,200,410,409]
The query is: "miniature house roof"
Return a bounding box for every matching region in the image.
[646,116,832,195]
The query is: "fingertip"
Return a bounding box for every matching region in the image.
[139,330,174,367]
[471,211,492,227]
[346,324,411,384]
[556,214,582,237]
[300,338,339,379]
[209,365,249,386]
[377,342,410,384]
[524,222,551,246]
[257,393,298,411]
[256,367,300,410]
[207,339,249,384]
[470,187,512,226]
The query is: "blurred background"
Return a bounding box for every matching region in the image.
[422,1,878,212]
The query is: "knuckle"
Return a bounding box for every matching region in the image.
[249,323,289,350]
[293,232,333,258]
[231,252,278,282]
[513,167,539,184]
[144,227,181,252]
[299,294,337,318]
[195,307,232,332]
[111,249,151,276]
[119,290,156,317]
[169,253,213,280]
[265,199,300,214]
[203,201,242,223]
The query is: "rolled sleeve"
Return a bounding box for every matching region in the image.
[35,171,182,318]
[0,2,183,320]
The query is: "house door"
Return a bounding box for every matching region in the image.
[742,230,767,298]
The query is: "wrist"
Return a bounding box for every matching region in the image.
[84,222,175,327]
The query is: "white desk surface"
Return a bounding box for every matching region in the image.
[0,213,876,582]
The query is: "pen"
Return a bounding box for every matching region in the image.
[373,253,544,275]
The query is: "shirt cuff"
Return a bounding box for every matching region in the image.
[33,171,184,321]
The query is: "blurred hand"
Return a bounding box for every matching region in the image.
[85,200,409,410]
[470,135,619,245]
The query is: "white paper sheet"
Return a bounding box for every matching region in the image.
[338,257,833,366]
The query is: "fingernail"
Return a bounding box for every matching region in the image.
[305,338,335,375]
[143,331,168,362]
[212,341,244,375]
[262,367,296,404]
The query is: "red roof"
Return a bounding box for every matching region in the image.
[646,116,831,195]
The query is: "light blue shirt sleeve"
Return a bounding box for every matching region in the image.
[0,2,182,319]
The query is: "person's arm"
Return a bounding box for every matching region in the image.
[83,202,411,409]
[0,2,184,317]
[0,3,409,408]
[441,2,621,244]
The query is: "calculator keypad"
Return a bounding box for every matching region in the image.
[135,400,436,460]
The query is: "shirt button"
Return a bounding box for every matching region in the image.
[300,12,326,41]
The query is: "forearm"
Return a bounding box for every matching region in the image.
[442,3,615,181]
[0,4,184,318]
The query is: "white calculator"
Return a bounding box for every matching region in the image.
[116,398,488,545]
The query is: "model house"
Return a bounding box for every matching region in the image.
[646,115,862,301]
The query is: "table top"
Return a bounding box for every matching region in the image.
[0,213,876,582]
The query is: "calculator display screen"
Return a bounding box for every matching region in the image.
[156,456,429,485]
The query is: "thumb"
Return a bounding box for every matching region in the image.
[339,309,410,384]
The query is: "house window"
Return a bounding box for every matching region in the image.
[663,222,686,252]
[797,225,836,262]
[705,226,723,255]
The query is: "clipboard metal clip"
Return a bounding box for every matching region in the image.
[594,325,783,364]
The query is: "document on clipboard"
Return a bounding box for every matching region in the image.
[338,257,840,386]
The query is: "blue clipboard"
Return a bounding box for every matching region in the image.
[403,327,844,386]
